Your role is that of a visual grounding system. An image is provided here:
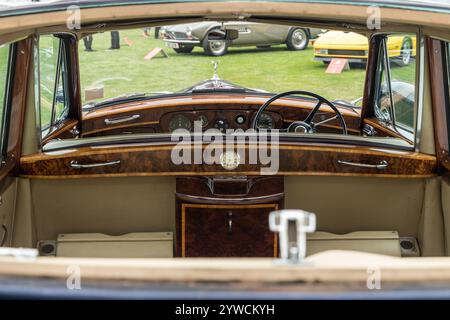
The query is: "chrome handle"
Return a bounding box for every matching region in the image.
[337,160,388,170]
[70,160,121,169]
[104,114,140,125]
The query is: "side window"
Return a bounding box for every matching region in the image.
[375,34,417,131]
[38,35,68,137]
[445,43,450,149]
[0,43,11,158]
[446,43,450,103]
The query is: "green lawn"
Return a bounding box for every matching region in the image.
[0,44,8,114]
[78,29,370,104]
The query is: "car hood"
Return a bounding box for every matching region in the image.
[314,31,368,48]
[391,81,415,102]
[165,22,213,33]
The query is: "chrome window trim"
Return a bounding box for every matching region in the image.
[373,37,392,124]
[383,37,396,125]
[415,28,425,152]
[49,40,63,129]
[33,35,42,151]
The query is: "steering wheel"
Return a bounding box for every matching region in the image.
[252,91,347,135]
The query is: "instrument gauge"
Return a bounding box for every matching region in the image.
[169,114,191,132]
[256,113,274,129]
[196,114,208,128]
[235,114,246,125]
[214,119,229,133]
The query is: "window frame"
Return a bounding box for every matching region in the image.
[443,42,450,152]
[0,42,16,165]
[35,34,70,141]
[372,32,420,145]
[374,37,395,125]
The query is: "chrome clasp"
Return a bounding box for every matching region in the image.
[269,209,316,264]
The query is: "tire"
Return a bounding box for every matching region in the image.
[202,30,228,56]
[286,28,309,51]
[397,38,412,67]
[349,62,366,69]
[173,45,194,54]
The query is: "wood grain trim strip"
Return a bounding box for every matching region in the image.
[7,38,32,160]
[181,203,278,258]
[81,120,160,136]
[83,96,361,120]
[427,38,450,171]
[19,171,437,180]
[283,119,361,133]
[19,143,437,178]
[21,144,436,162]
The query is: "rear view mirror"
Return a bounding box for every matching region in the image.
[207,29,239,41]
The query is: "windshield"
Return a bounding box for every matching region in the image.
[79,24,366,105]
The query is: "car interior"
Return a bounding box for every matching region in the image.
[0,2,449,270]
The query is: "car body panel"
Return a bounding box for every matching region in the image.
[164,21,321,50]
[314,31,417,62]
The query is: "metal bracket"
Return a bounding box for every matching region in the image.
[269,209,316,263]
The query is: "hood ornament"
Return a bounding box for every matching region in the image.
[211,60,221,87]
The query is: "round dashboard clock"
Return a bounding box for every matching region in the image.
[219,151,240,170]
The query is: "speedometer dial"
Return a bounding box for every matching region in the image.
[256,113,274,129]
[169,114,191,132]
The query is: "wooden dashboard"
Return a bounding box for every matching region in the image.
[80,94,362,137]
[20,142,436,179]
[27,94,430,179]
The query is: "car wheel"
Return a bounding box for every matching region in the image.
[286,28,309,50]
[203,30,228,56]
[398,38,412,67]
[173,45,194,54]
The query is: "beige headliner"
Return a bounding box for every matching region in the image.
[0,2,449,42]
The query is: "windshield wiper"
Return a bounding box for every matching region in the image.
[191,88,248,94]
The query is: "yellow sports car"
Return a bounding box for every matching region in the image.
[314,31,416,66]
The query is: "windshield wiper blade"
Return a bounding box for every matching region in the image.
[191,88,247,94]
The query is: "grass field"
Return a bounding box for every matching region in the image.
[0,44,8,117]
[78,29,370,104]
